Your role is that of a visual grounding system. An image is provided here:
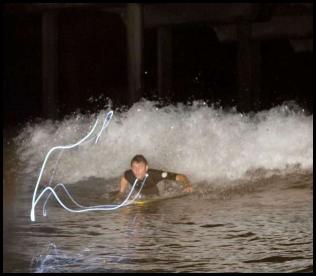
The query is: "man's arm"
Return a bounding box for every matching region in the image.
[112,176,129,201]
[119,176,129,193]
[175,174,193,192]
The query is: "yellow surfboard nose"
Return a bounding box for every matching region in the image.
[134,200,146,205]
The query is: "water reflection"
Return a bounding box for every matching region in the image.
[3,171,313,273]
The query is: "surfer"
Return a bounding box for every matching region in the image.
[113,154,193,201]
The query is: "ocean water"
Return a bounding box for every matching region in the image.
[3,100,313,272]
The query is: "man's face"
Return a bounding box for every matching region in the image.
[131,161,148,180]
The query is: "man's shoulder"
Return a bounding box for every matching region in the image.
[124,169,132,174]
[148,168,164,175]
[148,168,177,180]
[124,169,133,180]
[148,168,160,172]
[148,168,175,174]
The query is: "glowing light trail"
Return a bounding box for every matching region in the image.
[30,110,147,222]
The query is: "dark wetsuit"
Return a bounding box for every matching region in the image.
[124,169,177,196]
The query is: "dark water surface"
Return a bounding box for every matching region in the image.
[3,172,313,273]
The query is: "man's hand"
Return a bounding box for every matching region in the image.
[176,174,193,193]
[115,192,125,201]
[183,186,193,193]
[109,191,124,202]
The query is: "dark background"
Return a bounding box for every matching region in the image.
[3,8,313,128]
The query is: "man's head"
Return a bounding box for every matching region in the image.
[131,155,148,180]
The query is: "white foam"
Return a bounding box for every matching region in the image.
[15,100,313,185]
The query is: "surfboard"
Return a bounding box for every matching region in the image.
[126,192,193,206]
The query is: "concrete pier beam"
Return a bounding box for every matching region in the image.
[157,26,173,99]
[42,11,58,119]
[236,21,261,112]
[126,4,144,105]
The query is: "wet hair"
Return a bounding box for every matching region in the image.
[131,154,148,166]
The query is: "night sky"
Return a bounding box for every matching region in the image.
[3,5,313,128]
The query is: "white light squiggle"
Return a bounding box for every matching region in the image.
[42,175,147,216]
[30,110,147,222]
